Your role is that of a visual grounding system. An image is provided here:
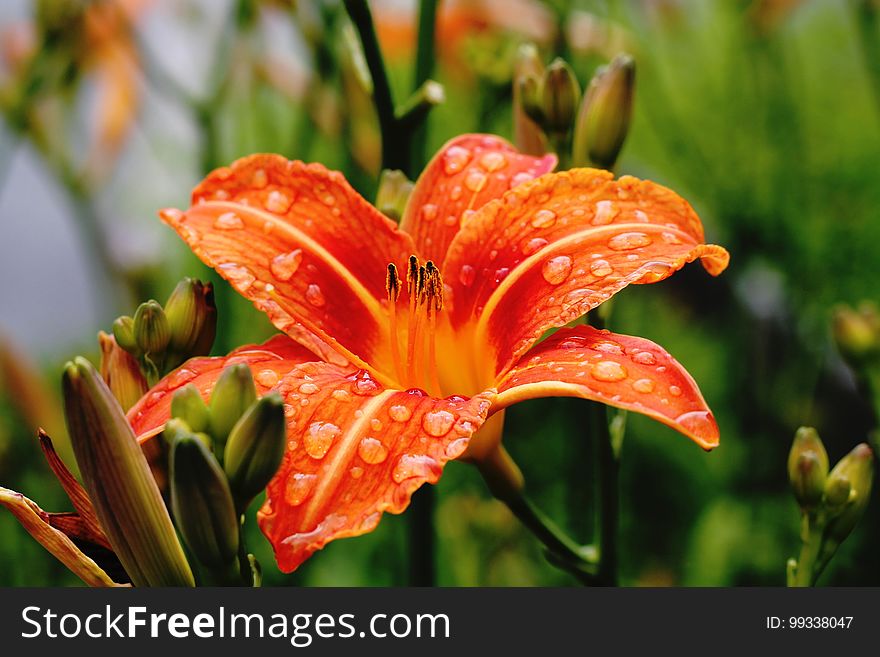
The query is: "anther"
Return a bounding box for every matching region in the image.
[386,263,400,302]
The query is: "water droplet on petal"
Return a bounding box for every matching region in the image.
[661,231,682,245]
[350,466,364,479]
[593,341,623,355]
[493,267,510,286]
[352,370,379,394]
[669,385,682,397]
[421,204,438,222]
[306,284,325,307]
[332,389,351,402]
[264,190,292,213]
[510,172,532,188]
[464,169,487,192]
[270,249,303,281]
[284,473,317,506]
[169,368,197,387]
[592,200,618,225]
[542,255,573,285]
[608,232,652,250]
[632,351,656,365]
[523,237,548,256]
[675,410,715,438]
[450,185,463,200]
[422,410,455,436]
[445,437,470,458]
[632,378,655,393]
[304,422,340,459]
[480,151,507,171]
[358,437,388,464]
[444,214,459,227]
[392,454,440,483]
[215,212,244,230]
[256,369,280,387]
[592,360,627,382]
[531,209,557,229]
[459,264,476,287]
[299,382,319,394]
[218,263,256,291]
[370,418,383,432]
[590,259,613,277]
[389,404,412,422]
[443,146,472,174]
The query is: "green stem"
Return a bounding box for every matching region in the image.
[343,0,405,172]
[792,513,822,587]
[853,0,880,119]
[593,402,618,585]
[410,0,439,175]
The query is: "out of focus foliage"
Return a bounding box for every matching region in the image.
[0,0,878,585]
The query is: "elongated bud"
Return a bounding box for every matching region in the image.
[164,417,212,451]
[62,357,194,587]
[787,427,828,509]
[573,54,635,169]
[98,331,147,412]
[224,393,286,512]
[375,170,414,222]
[192,284,217,357]
[513,43,547,155]
[133,300,170,356]
[112,315,137,354]
[165,278,214,358]
[169,430,240,576]
[541,58,581,135]
[824,443,874,545]
[171,384,210,435]
[832,302,880,366]
[209,364,257,448]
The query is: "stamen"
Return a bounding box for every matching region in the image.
[386,264,404,383]
[425,262,443,396]
[407,265,427,382]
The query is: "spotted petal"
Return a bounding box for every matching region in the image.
[493,325,719,449]
[443,169,729,378]
[160,154,418,376]
[401,134,556,264]
[258,361,494,572]
[128,335,318,441]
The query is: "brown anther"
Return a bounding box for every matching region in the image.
[416,266,427,305]
[406,255,419,297]
[386,263,400,302]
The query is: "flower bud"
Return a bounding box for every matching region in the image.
[572,53,635,169]
[209,364,257,449]
[541,58,581,135]
[171,384,210,435]
[112,315,137,354]
[513,43,547,155]
[62,357,194,587]
[375,170,414,223]
[832,302,880,367]
[169,430,240,576]
[98,331,147,412]
[787,427,828,509]
[824,443,874,545]
[164,417,212,451]
[191,284,217,357]
[224,393,286,512]
[165,278,214,358]
[133,300,170,357]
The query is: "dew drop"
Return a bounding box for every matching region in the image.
[392,454,440,483]
[445,437,470,458]
[350,466,364,479]
[422,410,455,436]
[270,249,303,281]
[661,231,683,245]
[632,378,655,393]
[530,209,557,229]
[480,151,507,171]
[510,172,532,188]
[215,212,244,230]
[370,418,383,432]
[590,259,613,278]
[464,169,488,192]
[593,341,624,355]
[332,389,351,402]
[284,473,316,506]
[306,284,326,307]
[443,146,472,174]
[358,437,388,464]
[304,422,340,459]
[523,237,548,256]
[542,255,573,285]
[458,264,476,287]
[444,214,458,227]
[592,360,627,382]
[669,385,682,397]
[352,369,379,394]
[632,351,656,365]
[252,168,268,188]
[256,369,280,387]
[493,267,510,286]
[264,190,292,214]
[450,185,463,200]
[608,232,652,250]
[675,410,715,438]
[168,368,197,387]
[218,263,255,291]
[421,204,438,222]
[592,200,618,225]
[389,404,412,422]
[299,382,319,394]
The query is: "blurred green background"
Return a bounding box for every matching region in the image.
[0,0,878,586]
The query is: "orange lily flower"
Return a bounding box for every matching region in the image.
[127,134,729,572]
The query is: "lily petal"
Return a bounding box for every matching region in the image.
[401,134,556,263]
[443,169,730,377]
[0,487,122,587]
[258,361,495,572]
[128,335,318,441]
[160,154,417,374]
[493,325,719,449]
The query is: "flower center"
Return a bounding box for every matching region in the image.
[386,255,444,395]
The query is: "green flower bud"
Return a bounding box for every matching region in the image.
[832,302,880,366]
[513,43,547,156]
[824,475,851,509]
[787,427,829,509]
[164,417,212,451]
[98,331,147,412]
[375,170,414,223]
[824,443,874,545]
[209,364,257,449]
[165,278,214,358]
[169,431,240,576]
[224,393,286,512]
[572,54,636,169]
[191,284,217,357]
[112,315,138,354]
[171,384,210,435]
[133,300,170,357]
[62,357,194,587]
[541,58,581,135]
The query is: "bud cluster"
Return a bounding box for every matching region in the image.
[787,427,874,586]
[513,45,635,170]
[113,278,217,387]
